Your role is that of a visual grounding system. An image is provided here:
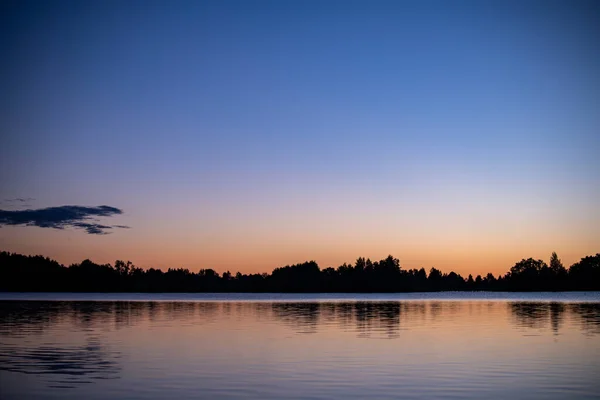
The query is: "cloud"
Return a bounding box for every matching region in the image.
[1,198,35,208]
[2,198,35,203]
[0,205,130,235]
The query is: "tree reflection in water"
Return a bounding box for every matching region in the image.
[1,299,600,390]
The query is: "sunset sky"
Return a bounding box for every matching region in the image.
[1,1,598,277]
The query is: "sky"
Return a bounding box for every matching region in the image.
[1,0,599,277]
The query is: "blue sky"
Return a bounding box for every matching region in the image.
[1,0,598,274]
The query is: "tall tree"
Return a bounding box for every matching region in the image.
[549,252,566,275]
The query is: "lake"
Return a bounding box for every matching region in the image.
[1,292,599,399]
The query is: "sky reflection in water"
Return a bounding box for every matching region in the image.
[1,294,599,399]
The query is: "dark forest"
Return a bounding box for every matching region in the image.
[1,251,598,292]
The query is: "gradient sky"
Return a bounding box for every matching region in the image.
[1,0,599,276]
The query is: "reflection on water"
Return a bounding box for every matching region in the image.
[509,302,600,335]
[1,297,600,399]
[0,338,120,388]
[510,302,565,331]
[0,302,122,389]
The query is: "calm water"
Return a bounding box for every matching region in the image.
[1,293,599,400]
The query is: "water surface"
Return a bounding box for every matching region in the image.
[1,293,599,399]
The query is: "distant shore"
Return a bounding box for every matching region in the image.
[1,251,598,293]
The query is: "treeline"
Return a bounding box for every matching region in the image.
[0,251,598,292]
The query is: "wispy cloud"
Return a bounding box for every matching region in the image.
[1,198,35,208]
[0,205,130,235]
[2,198,35,203]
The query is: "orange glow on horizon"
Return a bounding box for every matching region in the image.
[0,224,596,278]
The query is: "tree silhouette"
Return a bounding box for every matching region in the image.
[1,250,598,293]
[508,258,547,291]
[550,252,565,274]
[569,254,600,291]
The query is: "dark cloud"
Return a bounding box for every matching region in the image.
[0,205,129,235]
[72,222,114,235]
